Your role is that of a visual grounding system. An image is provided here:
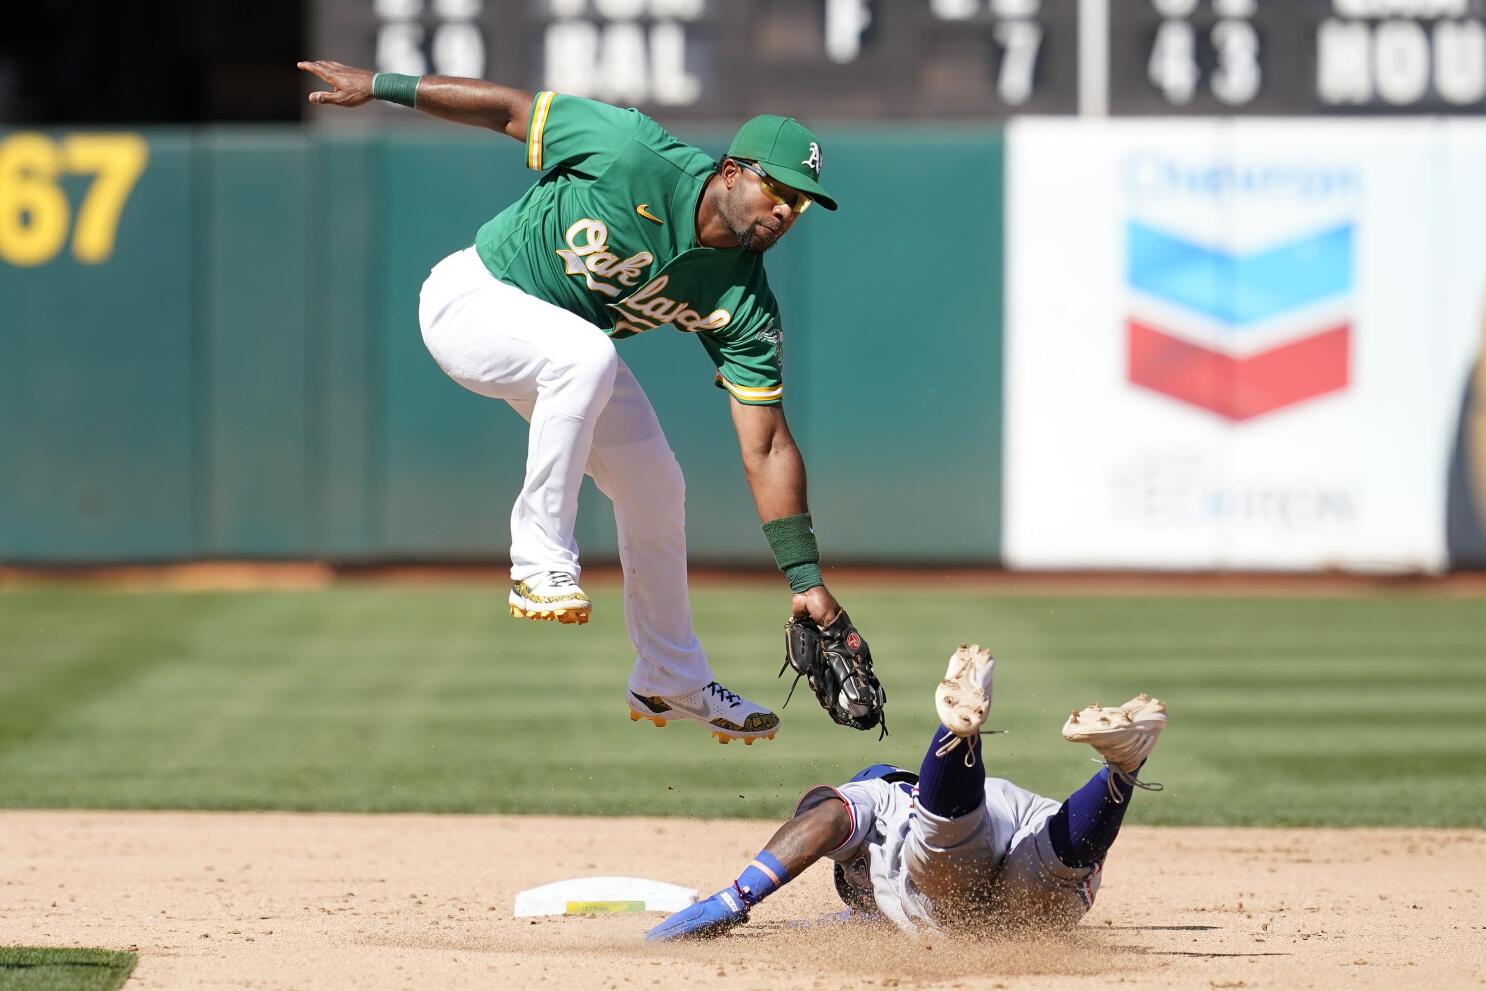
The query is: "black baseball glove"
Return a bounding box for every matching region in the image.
[780,611,888,737]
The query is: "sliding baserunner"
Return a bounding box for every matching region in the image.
[647,643,1166,938]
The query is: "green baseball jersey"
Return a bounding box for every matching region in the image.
[474,91,784,405]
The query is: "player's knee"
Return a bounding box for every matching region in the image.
[651,452,685,506]
[542,339,619,415]
[561,338,620,393]
[607,449,684,533]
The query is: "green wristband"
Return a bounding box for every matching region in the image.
[784,562,823,594]
[763,514,822,592]
[372,72,420,108]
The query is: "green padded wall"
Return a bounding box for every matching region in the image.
[0,126,1004,564]
[765,130,1004,562]
[1,131,196,560]
[375,131,541,558]
[312,133,380,559]
[198,131,314,555]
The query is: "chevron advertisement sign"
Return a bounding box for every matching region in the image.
[1002,118,1486,572]
[1125,219,1353,421]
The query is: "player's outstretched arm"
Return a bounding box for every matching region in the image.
[733,399,888,733]
[297,60,533,140]
[729,400,843,627]
[645,798,852,942]
[759,793,855,877]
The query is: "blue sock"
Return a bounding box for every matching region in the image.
[915,724,986,818]
[1048,766,1137,869]
[733,850,789,908]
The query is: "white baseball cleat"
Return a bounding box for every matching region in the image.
[932,643,995,764]
[628,682,780,745]
[509,573,591,625]
[1061,694,1167,802]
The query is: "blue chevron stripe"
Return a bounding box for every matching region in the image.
[1127,221,1353,327]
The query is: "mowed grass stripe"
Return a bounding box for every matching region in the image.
[0,947,136,991]
[0,585,1482,826]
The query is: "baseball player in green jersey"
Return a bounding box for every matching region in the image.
[297,60,887,744]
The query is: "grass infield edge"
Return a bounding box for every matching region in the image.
[0,947,137,991]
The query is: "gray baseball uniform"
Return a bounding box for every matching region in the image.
[794,776,1102,933]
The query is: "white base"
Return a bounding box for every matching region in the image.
[512,876,698,917]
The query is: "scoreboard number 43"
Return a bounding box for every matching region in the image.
[1147,0,1262,106]
[0,133,148,268]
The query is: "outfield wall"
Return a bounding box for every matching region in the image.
[3,122,1484,569]
[0,126,1004,565]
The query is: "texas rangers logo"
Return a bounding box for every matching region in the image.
[802,142,822,175]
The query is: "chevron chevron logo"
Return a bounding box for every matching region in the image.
[1125,220,1353,421]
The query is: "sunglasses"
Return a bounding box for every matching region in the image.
[733,159,813,214]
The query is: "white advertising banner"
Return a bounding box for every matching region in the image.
[1004,119,1486,572]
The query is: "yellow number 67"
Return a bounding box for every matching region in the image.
[0,132,149,267]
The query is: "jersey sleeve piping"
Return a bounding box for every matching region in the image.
[526,90,557,170]
[716,373,783,405]
[792,785,863,856]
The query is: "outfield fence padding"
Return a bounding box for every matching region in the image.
[0,126,1006,565]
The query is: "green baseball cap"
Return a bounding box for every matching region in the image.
[726,114,838,211]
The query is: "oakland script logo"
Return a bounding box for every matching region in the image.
[555,219,653,298]
[557,218,732,335]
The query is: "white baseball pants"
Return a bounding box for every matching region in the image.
[418,246,714,698]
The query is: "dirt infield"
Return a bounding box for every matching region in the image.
[1,812,1481,990]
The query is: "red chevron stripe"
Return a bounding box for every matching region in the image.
[1127,319,1350,421]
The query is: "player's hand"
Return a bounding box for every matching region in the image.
[780,608,887,734]
[644,888,749,942]
[298,60,375,108]
[791,585,842,629]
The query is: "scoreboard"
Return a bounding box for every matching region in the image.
[1111,0,1486,114]
[310,0,1486,118]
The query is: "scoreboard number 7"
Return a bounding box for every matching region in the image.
[0,133,149,268]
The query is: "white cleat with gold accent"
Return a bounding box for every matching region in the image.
[627,682,780,744]
[508,573,591,625]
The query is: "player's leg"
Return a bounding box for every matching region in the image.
[418,247,617,623]
[582,360,699,692]
[984,696,1168,927]
[900,644,1005,915]
[583,361,778,742]
[916,643,996,817]
[1046,767,1139,868]
[1051,695,1167,866]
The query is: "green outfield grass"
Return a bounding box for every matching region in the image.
[0,582,1482,827]
[0,948,136,991]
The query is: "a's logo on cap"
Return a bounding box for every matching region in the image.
[802,142,821,175]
